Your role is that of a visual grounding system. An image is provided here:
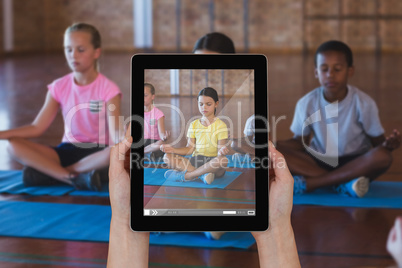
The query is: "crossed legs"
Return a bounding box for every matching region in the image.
[7,137,111,185]
[163,153,228,180]
[277,139,393,192]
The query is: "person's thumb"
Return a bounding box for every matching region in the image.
[110,136,132,175]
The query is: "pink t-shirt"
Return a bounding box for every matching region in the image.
[144,107,164,140]
[48,73,121,145]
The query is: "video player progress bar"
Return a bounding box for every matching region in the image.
[144,209,255,216]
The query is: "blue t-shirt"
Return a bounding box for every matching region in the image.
[290,85,384,159]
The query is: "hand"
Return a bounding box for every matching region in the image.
[161,130,170,141]
[250,141,300,268]
[0,131,6,140]
[109,124,133,223]
[108,123,150,268]
[160,144,175,154]
[218,145,229,156]
[383,129,401,151]
[387,217,402,267]
[252,141,294,240]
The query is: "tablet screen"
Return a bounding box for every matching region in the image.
[143,69,255,217]
[131,54,268,232]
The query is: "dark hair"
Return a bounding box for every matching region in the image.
[315,40,353,67]
[198,87,219,115]
[192,32,235,54]
[144,83,155,95]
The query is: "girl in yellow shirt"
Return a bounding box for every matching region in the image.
[160,87,229,184]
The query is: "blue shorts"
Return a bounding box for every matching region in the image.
[53,143,107,167]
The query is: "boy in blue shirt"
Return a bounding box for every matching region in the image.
[277,40,400,198]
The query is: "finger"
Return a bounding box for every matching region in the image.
[110,136,132,174]
[125,122,131,140]
[396,217,402,241]
[269,142,292,181]
[387,226,396,252]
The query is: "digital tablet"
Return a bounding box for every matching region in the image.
[131,54,269,232]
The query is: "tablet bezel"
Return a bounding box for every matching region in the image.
[131,54,269,232]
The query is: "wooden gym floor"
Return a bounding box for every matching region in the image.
[0,51,401,267]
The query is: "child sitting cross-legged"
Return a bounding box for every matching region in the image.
[160,87,229,185]
[277,40,400,198]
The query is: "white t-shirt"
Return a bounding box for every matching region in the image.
[290,85,384,157]
[243,115,255,144]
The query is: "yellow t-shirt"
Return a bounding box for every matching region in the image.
[187,118,228,157]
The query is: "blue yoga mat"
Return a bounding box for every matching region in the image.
[145,168,242,189]
[0,200,111,241]
[0,200,255,249]
[0,170,110,197]
[144,154,255,168]
[3,170,401,209]
[293,181,402,208]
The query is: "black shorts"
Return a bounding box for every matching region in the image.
[189,155,215,168]
[310,152,363,171]
[144,139,164,160]
[53,143,107,167]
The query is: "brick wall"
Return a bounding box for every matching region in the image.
[2,0,402,54]
[152,0,402,52]
[304,0,402,52]
[13,0,46,53]
[43,0,134,51]
[379,0,402,52]
[8,0,133,53]
[145,69,254,97]
[249,0,303,52]
[145,69,171,96]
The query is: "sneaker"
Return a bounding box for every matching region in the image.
[204,231,225,240]
[23,167,63,186]
[164,169,186,182]
[70,170,102,191]
[293,175,307,195]
[200,173,215,184]
[333,176,370,198]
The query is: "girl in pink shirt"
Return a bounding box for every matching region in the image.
[0,23,123,191]
[144,83,169,160]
